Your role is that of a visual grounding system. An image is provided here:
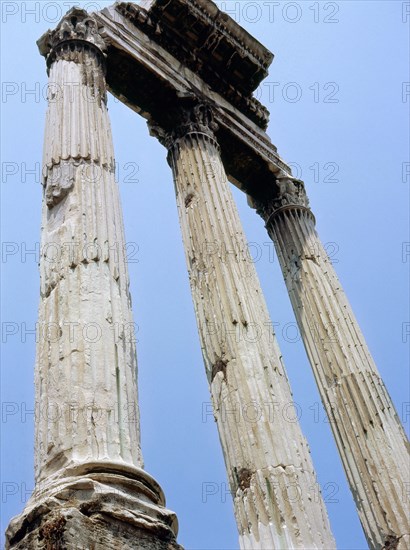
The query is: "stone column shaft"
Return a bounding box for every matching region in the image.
[154,104,336,550]
[257,175,410,550]
[37,25,142,480]
[6,9,181,549]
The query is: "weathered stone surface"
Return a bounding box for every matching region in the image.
[7,464,181,550]
[256,174,410,549]
[6,8,181,549]
[35,7,142,480]
[93,4,290,199]
[114,0,272,128]
[10,512,180,550]
[152,104,336,549]
[7,1,408,548]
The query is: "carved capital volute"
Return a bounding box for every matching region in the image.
[173,102,219,141]
[37,8,107,69]
[148,100,220,154]
[255,172,315,227]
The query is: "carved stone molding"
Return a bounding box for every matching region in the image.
[37,8,107,69]
[175,102,219,139]
[6,463,182,550]
[148,101,220,152]
[256,173,315,226]
[115,1,271,129]
[93,6,293,196]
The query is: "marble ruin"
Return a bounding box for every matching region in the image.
[6,1,409,549]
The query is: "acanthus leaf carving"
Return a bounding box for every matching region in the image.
[38,7,107,60]
[148,101,220,151]
[275,174,310,209]
[255,172,312,223]
[175,102,219,139]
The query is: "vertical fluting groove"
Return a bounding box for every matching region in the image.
[167,128,336,549]
[115,344,124,460]
[265,204,410,549]
[35,40,143,480]
[6,11,185,549]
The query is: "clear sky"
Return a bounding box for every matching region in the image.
[1,1,409,549]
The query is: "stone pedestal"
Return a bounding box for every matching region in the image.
[6,9,181,549]
[151,104,336,549]
[6,463,181,550]
[256,174,410,550]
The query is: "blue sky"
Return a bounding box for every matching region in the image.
[1,1,409,549]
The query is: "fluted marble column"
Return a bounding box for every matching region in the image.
[6,9,181,549]
[150,104,336,549]
[256,174,410,550]
[36,10,142,482]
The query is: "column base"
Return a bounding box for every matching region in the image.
[6,461,183,550]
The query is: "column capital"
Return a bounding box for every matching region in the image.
[256,172,315,226]
[37,8,107,69]
[148,101,220,151]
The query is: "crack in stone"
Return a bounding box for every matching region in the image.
[211,358,228,382]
